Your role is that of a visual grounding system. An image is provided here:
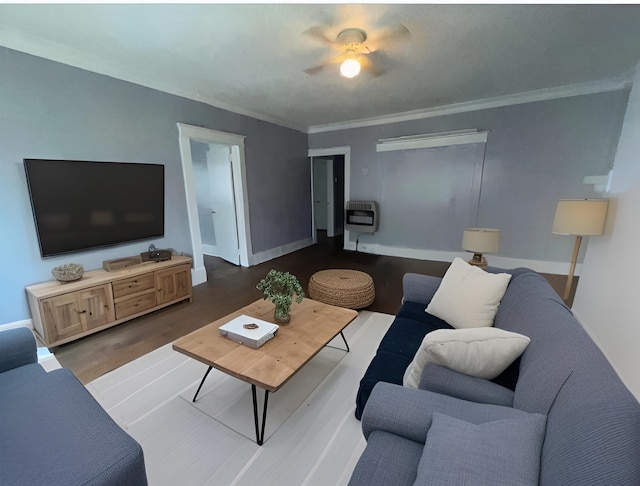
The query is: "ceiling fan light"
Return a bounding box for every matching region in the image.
[340,59,361,78]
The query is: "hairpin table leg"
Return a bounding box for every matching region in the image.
[251,384,269,445]
[340,330,350,352]
[192,366,213,402]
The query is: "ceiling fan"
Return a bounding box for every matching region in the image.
[303,24,410,78]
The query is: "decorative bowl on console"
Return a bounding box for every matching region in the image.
[51,263,85,282]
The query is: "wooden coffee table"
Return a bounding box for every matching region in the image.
[172,298,358,445]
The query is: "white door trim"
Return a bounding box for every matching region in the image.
[177,123,252,286]
[308,146,351,248]
[327,160,335,237]
[230,145,251,265]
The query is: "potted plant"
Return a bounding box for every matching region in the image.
[256,270,305,324]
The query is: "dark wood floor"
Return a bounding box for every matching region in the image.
[55,232,576,384]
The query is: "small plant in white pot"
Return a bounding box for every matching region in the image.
[256,270,305,324]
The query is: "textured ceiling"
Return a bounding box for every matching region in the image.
[1,4,640,131]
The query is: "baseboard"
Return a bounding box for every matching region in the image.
[250,237,315,266]
[0,319,34,331]
[201,244,217,256]
[343,241,580,276]
[191,266,207,286]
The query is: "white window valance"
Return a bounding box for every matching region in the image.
[376,129,488,152]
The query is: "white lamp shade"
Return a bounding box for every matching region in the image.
[552,199,608,236]
[462,228,500,253]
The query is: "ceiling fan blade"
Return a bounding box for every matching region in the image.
[359,51,389,78]
[359,57,384,78]
[302,26,337,47]
[371,23,411,46]
[304,54,346,75]
[304,64,328,75]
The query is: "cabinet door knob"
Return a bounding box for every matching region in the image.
[78,310,87,314]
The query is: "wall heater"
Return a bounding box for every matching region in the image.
[345,201,378,233]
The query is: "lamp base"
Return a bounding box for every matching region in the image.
[468,253,487,267]
[563,235,582,303]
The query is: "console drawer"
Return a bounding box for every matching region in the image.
[113,274,155,299]
[115,291,156,320]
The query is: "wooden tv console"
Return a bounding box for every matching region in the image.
[26,256,193,348]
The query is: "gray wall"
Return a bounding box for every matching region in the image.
[0,48,309,324]
[309,91,629,263]
[572,62,640,399]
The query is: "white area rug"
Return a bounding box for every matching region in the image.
[86,310,395,486]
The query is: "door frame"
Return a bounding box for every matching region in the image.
[178,123,252,285]
[312,157,334,234]
[202,144,240,264]
[326,159,335,237]
[308,146,351,246]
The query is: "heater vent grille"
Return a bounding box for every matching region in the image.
[346,201,374,211]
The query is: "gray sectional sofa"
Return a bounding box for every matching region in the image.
[349,268,640,485]
[0,327,147,485]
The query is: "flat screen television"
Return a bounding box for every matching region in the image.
[24,159,165,257]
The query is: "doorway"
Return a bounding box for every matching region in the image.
[308,147,350,247]
[190,141,240,265]
[178,124,252,286]
[313,157,331,232]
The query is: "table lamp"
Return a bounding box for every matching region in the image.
[462,228,501,267]
[552,198,608,301]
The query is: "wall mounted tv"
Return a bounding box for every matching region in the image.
[24,159,165,258]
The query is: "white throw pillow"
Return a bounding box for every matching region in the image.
[403,327,530,388]
[426,257,511,329]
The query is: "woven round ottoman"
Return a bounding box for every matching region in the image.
[308,269,375,309]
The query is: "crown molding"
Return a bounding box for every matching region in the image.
[307,78,632,134]
[1,33,631,136]
[0,35,306,133]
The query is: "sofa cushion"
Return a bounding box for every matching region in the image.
[396,302,522,392]
[0,361,47,390]
[355,302,454,420]
[403,327,530,387]
[415,412,546,486]
[395,301,442,325]
[426,258,511,329]
[356,351,414,420]
[377,314,453,358]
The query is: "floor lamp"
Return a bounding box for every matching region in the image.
[552,199,608,302]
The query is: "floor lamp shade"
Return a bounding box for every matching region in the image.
[552,199,608,303]
[552,199,608,236]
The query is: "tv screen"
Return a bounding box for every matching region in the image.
[24,159,165,257]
